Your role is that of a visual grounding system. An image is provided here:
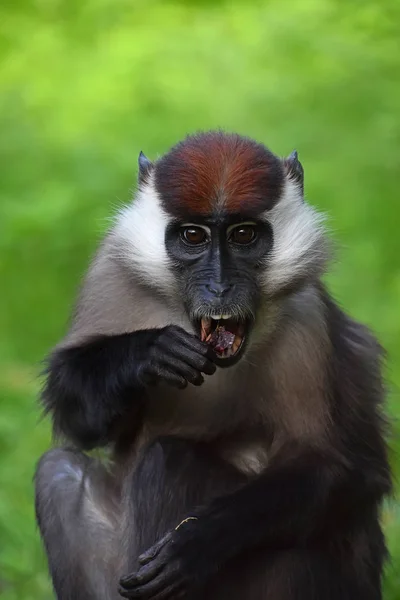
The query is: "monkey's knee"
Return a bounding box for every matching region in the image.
[35,447,88,495]
[35,446,88,481]
[34,448,89,527]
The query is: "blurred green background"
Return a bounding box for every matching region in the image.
[0,0,399,598]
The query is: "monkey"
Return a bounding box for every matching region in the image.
[34,130,392,600]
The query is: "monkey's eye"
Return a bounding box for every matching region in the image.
[229,224,257,246]
[180,226,208,245]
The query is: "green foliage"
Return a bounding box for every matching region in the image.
[0,0,399,597]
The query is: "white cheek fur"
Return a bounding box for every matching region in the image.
[111,175,177,296]
[261,178,329,294]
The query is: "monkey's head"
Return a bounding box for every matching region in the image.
[115,131,329,367]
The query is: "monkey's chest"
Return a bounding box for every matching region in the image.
[143,372,256,435]
[141,378,272,476]
[143,391,238,439]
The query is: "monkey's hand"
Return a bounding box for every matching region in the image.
[138,325,216,389]
[118,519,214,599]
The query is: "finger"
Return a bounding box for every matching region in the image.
[160,356,204,386]
[119,559,167,589]
[139,534,172,566]
[153,586,186,600]
[146,365,188,389]
[165,327,209,355]
[148,581,186,600]
[166,347,216,376]
[119,573,183,599]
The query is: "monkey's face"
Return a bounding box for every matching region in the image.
[116,132,330,367]
[164,217,273,367]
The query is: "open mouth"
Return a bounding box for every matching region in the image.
[199,315,249,366]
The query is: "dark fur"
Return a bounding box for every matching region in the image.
[42,326,215,449]
[124,435,388,600]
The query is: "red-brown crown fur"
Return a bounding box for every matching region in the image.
[154,131,285,219]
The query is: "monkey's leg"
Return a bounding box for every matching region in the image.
[35,447,125,600]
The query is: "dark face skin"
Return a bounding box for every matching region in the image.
[165,213,274,366]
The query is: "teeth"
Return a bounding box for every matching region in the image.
[201,318,211,328]
[209,314,232,320]
[200,318,212,342]
[232,337,241,354]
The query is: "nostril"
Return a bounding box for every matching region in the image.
[206,283,232,297]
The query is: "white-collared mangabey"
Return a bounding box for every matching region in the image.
[35,131,392,600]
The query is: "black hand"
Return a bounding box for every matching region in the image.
[138,325,216,389]
[118,523,211,600]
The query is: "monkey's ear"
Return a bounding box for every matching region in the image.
[283,150,304,192]
[138,151,154,185]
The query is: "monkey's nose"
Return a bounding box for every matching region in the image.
[206,283,233,298]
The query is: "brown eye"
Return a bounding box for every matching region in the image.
[181,226,207,245]
[230,225,257,245]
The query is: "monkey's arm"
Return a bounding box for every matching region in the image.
[42,327,215,450]
[177,442,390,556]
[42,331,152,449]
[119,436,390,599]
